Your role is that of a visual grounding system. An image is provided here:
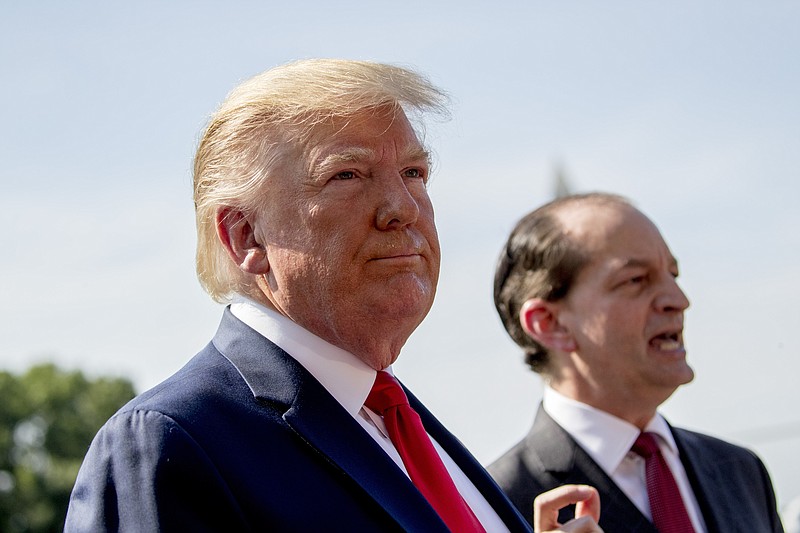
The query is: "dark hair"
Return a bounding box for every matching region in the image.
[494,192,630,373]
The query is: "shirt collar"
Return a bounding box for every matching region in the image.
[543,386,678,473]
[229,296,378,417]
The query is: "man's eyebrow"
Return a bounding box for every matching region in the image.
[310,147,374,179]
[401,146,431,163]
[619,258,648,269]
[311,146,431,178]
[317,147,375,167]
[617,257,680,270]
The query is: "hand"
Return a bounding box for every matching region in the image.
[533,484,602,533]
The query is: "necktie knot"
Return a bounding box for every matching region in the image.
[632,432,661,459]
[365,371,409,415]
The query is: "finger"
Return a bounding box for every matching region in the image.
[533,484,598,532]
[553,515,604,533]
[573,485,601,522]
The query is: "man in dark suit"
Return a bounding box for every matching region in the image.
[488,192,784,532]
[65,59,601,532]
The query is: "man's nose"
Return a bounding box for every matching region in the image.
[655,277,690,313]
[376,173,420,230]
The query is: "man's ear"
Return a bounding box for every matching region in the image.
[215,207,270,274]
[519,298,576,353]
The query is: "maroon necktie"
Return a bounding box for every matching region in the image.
[632,432,696,533]
[365,371,485,532]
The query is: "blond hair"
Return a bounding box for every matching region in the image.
[193,59,449,302]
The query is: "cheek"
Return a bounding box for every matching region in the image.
[276,202,348,252]
[599,307,645,351]
[427,228,441,264]
[418,191,436,220]
[581,315,609,345]
[417,197,440,249]
[567,300,613,347]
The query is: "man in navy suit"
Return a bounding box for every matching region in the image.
[65,60,601,532]
[488,192,784,532]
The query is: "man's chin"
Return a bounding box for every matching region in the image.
[374,277,435,311]
[666,363,695,389]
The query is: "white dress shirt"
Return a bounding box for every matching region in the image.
[543,386,707,532]
[230,296,508,532]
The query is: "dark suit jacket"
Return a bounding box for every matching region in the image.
[488,405,784,533]
[65,309,529,532]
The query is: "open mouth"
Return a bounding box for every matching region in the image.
[649,331,683,352]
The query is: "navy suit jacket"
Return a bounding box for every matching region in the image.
[65,309,529,532]
[488,405,784,533]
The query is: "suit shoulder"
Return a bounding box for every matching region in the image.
[488,439,528,482]
[672,426,763,463]
[488,436,555,496]
[673,427,783,532]
[120,343,258,419]
[66,405,250,531]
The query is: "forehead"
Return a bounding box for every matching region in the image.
[302,107,425,166]
[558,202,676,276]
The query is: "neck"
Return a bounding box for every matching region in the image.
[549,381,661,430]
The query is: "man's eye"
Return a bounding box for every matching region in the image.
[403,168,424,179]
[629,276,646,284]
[333,171,356,180]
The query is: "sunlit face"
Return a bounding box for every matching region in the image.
[253,106,440,369]
[555,203,694,412]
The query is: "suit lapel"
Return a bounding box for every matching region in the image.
[529,408,658,533]
[284,375,449,532]
[212,309,448,532]
[672,428,727,532]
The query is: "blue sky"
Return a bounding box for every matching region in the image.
[2,1,799,515]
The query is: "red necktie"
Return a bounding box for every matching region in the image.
[365,371,485,532]
[632,432,696,533]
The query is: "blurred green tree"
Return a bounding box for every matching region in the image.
[0,363,135,532]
